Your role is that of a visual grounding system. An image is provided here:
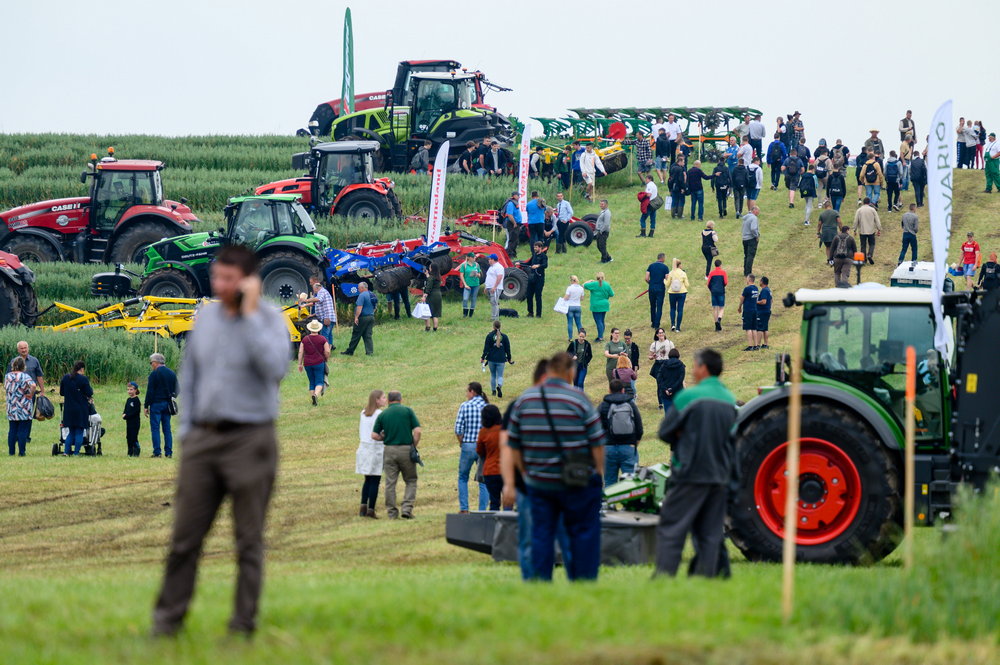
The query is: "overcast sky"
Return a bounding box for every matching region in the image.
[2,0,992,154]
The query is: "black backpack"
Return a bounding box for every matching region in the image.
[785,157,800,175]
[864,162,879,183]
[768,142,784,163]
[884,160,899,182]
[714,167,731,188]
[799,173,817,198]
[733,165,749,187]
[827,173,846,196]
[815,157,829,178]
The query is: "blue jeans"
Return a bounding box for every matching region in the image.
[866,184,881,205]
[648,289,664,329]
[8,419,30,455]
[899,232,918,262]
[831,195,844,211]
[566,306,582,340]
[592,311,607,339]
[320,324,334,347]
[604,445,638,487]
[669,292,687,329]
[689,190,704,220]
[462,286,479,310]
[574,363,588,389]
[640,209,657,230]
[528,474,603,581]
[149,401,173,457]
[516,489,572,580]
[304,364,325,391]
[65,427,85,456]
[488,361,505,391]
[457,445,488,511]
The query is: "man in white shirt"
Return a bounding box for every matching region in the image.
[737,136,754,167]
[664,114,682,165]
[553,192,574,254]
[650,116,667,139]
[578,144,606,201]
[484,254,506,321]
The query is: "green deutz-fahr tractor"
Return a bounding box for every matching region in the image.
[719,285,1000,565]
[123,195,327,303]
[330,71,513,170]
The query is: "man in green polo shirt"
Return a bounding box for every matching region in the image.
[372,391,422,519]
[655,348,737,578]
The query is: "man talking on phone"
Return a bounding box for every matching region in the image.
[152,244,290,638]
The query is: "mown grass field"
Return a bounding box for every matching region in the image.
[1,134,998,664]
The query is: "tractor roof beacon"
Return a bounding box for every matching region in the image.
[254,141,401,222]
[0,148,197,265]
[94,194,328,305]
[728,285,1000,566]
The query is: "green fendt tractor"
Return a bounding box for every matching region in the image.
[134,195,327,303]
[728,286,1000,565]
[331,71,513,170]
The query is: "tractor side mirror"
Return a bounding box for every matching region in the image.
[180,197,188,205]
[80,171,88,184]
[291,152,310,171]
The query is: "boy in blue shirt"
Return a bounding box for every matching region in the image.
[737,274,760,351]
[756,276,772,349]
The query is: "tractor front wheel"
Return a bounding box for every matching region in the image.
[335,190,393,222]
[500,268,528,301]
[259,251,320,304]
[2,235,59,263]
[14,283,39,327]
[729,402,902,565]
[112,223,172,264]
[138,269,199,299]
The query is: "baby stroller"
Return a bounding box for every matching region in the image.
[51,404,106,456]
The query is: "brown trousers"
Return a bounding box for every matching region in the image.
[153,422,276,634]
[383,445,418,518]
[833,259,852,286]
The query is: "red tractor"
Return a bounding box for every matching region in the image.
[0,149,198,264]
[0,251,38,327]
[255,141,401,221]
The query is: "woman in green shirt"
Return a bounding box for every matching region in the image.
[583,271,614,341]
[458,254,482,317]
[603,327,627,383]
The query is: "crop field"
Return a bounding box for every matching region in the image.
[0,134,998,664]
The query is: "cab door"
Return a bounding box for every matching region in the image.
[91,171,136,233]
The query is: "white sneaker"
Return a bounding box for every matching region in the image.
[803,221,810,226]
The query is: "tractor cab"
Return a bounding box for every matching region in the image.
[307,143,378,211]
[409,72,478,135]
[795,288,950,442]
[84,158,165,232]
[224,195,315,248]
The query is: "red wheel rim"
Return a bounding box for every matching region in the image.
[753,437,862,545]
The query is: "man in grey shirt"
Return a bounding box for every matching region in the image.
[898,203,919,263]
[741,206,761,276]
[594,199,612,263]
[153,245,290,638]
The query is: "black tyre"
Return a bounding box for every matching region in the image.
[500,267,528,301]
[566,221,594,247]
[2,235,59,262]
[729,402,902,565]
[259,251,320,304]
[14,283,38,327]
[111,223,173,264]
[0,282,22,328]
[599,150,628,176]
[138,268,199,299]
[335,190,393,221]
[387,190,403,218]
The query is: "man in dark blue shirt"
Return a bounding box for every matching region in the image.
[756,276,772,349]
[341,282,378,356]
[145,352,179,458]
[525,191,545,246]
[645,253,670,329]
[737,274,760,351]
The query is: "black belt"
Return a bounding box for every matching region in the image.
[194,420,270,433]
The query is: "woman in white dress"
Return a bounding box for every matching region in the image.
[356,389,387,518]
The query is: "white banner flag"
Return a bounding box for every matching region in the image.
[928,100,953,357]
[426,140,450,244]
[517,124,532,223]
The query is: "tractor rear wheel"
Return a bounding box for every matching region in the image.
[500,268,528,301]
[729,402,902,565]
[387,191,403,218]
[0,280,22,328]
[566,221,594,247]
[138,269,199,299]
[14,283,39,327]
[112,223,172,264]
[259,251,320,305]
[336,191,393,222]
[2,236,59,262]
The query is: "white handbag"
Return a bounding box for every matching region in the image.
[553,297,570,314]
[412,302,432,320]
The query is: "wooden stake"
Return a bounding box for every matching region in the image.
[904,345,916,570]
[782,335,803,623]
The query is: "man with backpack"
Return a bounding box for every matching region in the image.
[830,225,858,287]
[766,134,787,191]
[798,162,819,226]
[884,151,903,211]
[599,379,643,487]
[711,159,732,217]
[780,149,804,208]
[861,153,886,209]
[909,152,928,207]
[826,167,848,211]
[731,162,749,217]
[814,151,832,202]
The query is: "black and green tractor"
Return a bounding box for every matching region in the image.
[94,194,328,304]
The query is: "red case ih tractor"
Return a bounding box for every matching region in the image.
[0,149,198,264]
[255,141,401,221]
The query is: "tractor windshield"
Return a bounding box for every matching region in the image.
[93,169,162,230]
[413,78,473,133]
[805,303,944,439]
[317,153,368,209]
[230,200,275,247]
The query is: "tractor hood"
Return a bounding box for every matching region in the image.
[1,196,90,226]
[162,198,199,224]
[151,231,221,254]
[254,177,313,203]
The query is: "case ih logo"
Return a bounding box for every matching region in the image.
[51,203,81,212]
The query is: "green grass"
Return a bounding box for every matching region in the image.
[1,136,999,663]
